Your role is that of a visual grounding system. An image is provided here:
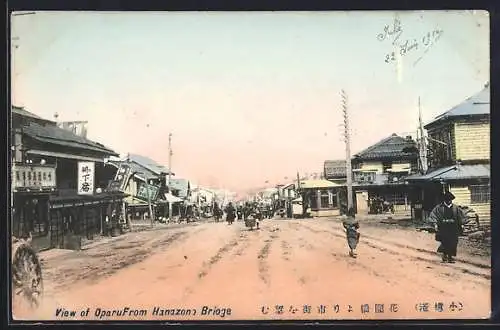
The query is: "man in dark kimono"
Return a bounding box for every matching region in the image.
[427,191,465,263]
[225,202,236,225]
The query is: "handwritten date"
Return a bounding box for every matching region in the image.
[384,29,443,64]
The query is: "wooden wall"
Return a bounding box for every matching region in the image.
[454,122,490,161]
[449,185,490,226]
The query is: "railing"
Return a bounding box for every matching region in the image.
[353,172,410,185]
[12,164,56,190]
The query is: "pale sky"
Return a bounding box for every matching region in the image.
[11,10,489,193]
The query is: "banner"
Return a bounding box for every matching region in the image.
[137,182,160,201]
[78,161,95,195]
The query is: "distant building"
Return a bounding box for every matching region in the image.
[107,154,177,220]
[298,179,343,217]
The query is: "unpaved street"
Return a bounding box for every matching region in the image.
[16,218,490,320]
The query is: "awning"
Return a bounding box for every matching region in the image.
[299,179,341,189]
[127,197,153,207]
[26,149,105,163]
[406,164,490,182]
[386,168,410,173]
[164,193,183,203]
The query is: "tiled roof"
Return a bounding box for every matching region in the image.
[406,164,490,181]
[169,178,190,198]
[353,134,418,161]
[12,106,51,122]
[22,121,118,156]
[108,160,158,179]
[127,154,171,176]
[425,85,490,128]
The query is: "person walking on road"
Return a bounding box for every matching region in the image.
[342,208,360,258]
[225,202,236,225]
[428,191,465,263]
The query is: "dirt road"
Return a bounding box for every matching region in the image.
[15,218,490,321]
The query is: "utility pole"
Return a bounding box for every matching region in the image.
[168,133,173,220]
[147,178,153,228]
[418,97,428,174]
[341,89,353,211]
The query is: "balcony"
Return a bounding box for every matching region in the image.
[12,164,57,192]
[353,171,409,186]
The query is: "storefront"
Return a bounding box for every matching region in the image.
[299,179,342,217]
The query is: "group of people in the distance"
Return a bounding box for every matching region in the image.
[341,191,466,262]
[212,201,274,227]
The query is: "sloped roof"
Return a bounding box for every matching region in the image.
[353,134,418,160]
[108,160,157,180]
[12,106,53,123]
[425,85,490,128]
[127,154,171,176]
[300,179,340,189]
[22,121,118,156]
[406,164,490,182]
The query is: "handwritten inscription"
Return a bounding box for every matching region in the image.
[377,15,444,66]
[377,16,403,45]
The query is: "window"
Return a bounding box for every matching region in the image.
[470,185,490,204]
[16,171,20,181]
[320,192,330,209]
[382,162,392,173]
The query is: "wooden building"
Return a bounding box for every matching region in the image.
[347,133,419,215]
[11,106,125,251]
[108,154,176,221]
[407,84,490,225]
[298,179,342,217]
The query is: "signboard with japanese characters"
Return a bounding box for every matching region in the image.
[12,164,56,191]
[136,182,160,201]
[77,161,95,195]
[108,163,132,192]
[324,160,347,179]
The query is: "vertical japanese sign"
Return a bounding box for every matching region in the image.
[78,161,95,195]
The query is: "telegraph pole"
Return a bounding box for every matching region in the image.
[341,89,353,211]
[168,133,173,220]
[418,97,428,174]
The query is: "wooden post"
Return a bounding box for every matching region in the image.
[316,189,321,210]
[146,180,153,227]
[168,133,173,220]
[341,89,353,210]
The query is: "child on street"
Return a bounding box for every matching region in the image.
[342,208,360,258]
